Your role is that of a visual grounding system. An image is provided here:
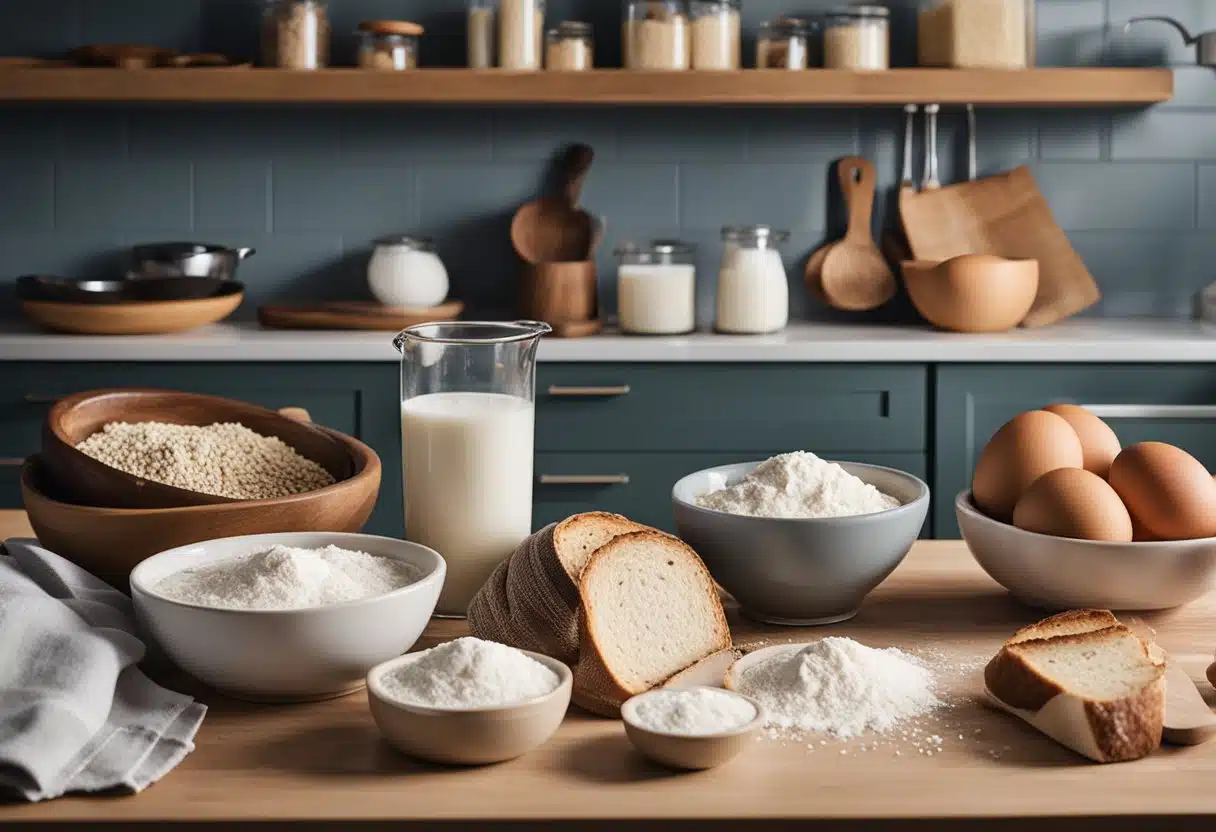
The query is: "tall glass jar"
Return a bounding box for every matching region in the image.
[757,17,810,69]
[690,0,740,70]
[615,240,696,335]
[262,0,330,69]
[623,0,690,70]
[716,226,789,334]
[824,5,889,70]
[546,21,594,71]
[357,21,422,71]
[468,0,497,68]
[499,0,545,70]
[394,321,552,617]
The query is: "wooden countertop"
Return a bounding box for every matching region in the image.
[3,510,1216,828]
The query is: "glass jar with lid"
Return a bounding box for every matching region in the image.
[468,0,497,68]
[689,0,740,70]
[499,0,546,70]
[615,240,697,335]
[757,17,810,69]
[262,0,330,69]
[357,20,423,71]
[546,21,594,71]
[716,226,789,334]
[623,0,690,70]
[368,235,450,309]
[824,4,889,70]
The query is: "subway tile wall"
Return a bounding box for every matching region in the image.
[0,0,1213,323]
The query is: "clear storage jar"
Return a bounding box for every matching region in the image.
[716,226,789,335]
[499,0,545,70]
[824,5,889,70]
[262,0,330,69]
[546,21,593,71]
[615,240,697,335]
[757,17,810,69]
[357,21,422,71]
[623,0,690,70]
[689,0,740,70]
[468,0,497,68]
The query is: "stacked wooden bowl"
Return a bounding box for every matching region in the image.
[22,389,382,588]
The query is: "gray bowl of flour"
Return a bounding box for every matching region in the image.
[672,455,929,626]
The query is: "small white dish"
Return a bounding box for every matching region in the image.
[130,531,445,702]
[621,686,765,770]
[366,649,573,766]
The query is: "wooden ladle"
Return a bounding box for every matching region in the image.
[510,144,597,264]
[820,157,896,312]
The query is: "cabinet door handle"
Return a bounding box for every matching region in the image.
[1079,404,1216,420]
[538,474,631,486]
[547,385,631,398]
[0,458,26,467]
[22,394,59,404]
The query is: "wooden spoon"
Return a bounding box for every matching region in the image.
[510,144,596,264]
[820,157,896,311]
[1163,664,1216,746]
[803,241,836,302]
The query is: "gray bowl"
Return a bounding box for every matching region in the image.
[956,491,1216,611]
[672,461,929,626]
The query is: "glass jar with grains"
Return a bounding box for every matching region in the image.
[546,21,593,71]
[468,0,497,68]
[357,20,423,71]
[499,0,546,70]
[615,240,697,335]
[623,0,690,71]
[689,0,740,70]
[824,5,889,71]
[715,226,789,335]
[262,0,330,70]
[757,17,810,69]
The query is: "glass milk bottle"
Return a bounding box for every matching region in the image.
[394,321,551,616]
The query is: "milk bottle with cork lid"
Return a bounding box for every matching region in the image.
[394,321,551,617]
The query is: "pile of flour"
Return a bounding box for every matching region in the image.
[378,637,560,709]
[631,688,758,736]
[732,638,940,738]
[696,451,900,519]
[154,544,422,610]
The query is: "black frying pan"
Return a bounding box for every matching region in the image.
[16,276,241,305]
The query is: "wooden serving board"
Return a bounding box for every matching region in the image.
[258,300,464,331]
[5,535,1215,828]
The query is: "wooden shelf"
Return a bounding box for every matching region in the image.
[0,68,1172,106]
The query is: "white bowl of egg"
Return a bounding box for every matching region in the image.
[958,404,1216,610]
[130,531,445,702]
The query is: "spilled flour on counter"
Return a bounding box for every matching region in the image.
[377,637,560,709]
[695,451,901,519]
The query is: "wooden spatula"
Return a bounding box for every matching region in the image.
[820,157,896,311]
[1163,665,1216,746]
[510,144,596,264]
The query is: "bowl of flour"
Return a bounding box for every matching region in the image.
[671,453,929,626]
[130,531,445,702]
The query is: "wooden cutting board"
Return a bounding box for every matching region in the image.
[899,166,1100,329]
[258,300,464,331]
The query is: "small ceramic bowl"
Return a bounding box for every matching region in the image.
[902,255,1039,333]
[130,531,445,702]
[621,686,764,770]
[367,649,572,766]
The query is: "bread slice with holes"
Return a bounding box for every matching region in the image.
[985,610,1164,763]
[573,530,732,716]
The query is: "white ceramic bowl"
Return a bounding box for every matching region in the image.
[130,531,445,702]
[956,491,1216,611]
[366,649,572,766]
[621,686,765,770]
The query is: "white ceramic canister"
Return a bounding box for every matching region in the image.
[715,225,789,334]
[368,235,450,308]
[615,240,697,335]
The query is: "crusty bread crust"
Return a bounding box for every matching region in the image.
[1086,687,1164,762]
[1006,609,1120,645]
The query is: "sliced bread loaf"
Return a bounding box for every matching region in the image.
[985,610,1164,763]
[573,530,732,716]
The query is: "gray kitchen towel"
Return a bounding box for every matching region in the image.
[0,538,206,802]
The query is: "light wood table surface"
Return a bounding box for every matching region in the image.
[2,509,1215,829]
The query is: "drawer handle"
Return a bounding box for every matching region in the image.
[547,385,631,398]
[538,474,631,486]
[0,458,26,467]
[1079,404,1216,420]
[23,394,60,404]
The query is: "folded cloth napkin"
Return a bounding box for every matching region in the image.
[0,539,206,802]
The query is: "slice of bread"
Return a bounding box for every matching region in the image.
[573,531,732,716]
[985,609,1164,763]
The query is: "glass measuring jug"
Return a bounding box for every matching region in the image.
[393,320,551,617]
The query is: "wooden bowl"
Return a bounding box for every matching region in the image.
[22,444,380,590]
[21,288,243,335]
[42,389,355,509]
[901,254,1039,334]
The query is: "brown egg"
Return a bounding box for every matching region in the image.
[1108,442,1216,540]
[1042,403,1121,478]
[972,410,1086,522]
[1012,468,1133,542]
